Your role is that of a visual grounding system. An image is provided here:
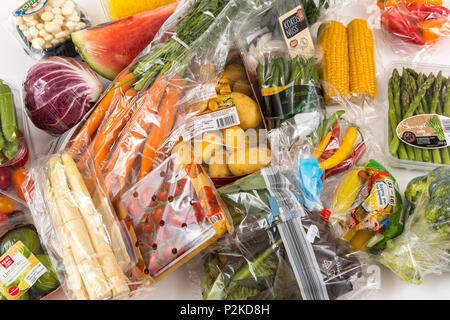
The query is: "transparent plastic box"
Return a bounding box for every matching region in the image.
[384,61,450,171]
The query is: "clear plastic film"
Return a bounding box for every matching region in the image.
[0,79,35,207]
[268,97,382,183]
[73,2,178,81]
[3,0,92,60]
[264,99,385,239]
[316,18,380,106]
[26,152,145,300]
[100,0,178,21]
[379,166,450,285]
[234,0,326,131]
[0,200,61,300]
[377,0,450,57]
[320,159,404,253]
[117,154,233,283]
[169,52,272,188]
[384,62,450,170]
[23,56,104,137]
[189,167,376,301]
[59,0,256,200]
[0,79,32,169]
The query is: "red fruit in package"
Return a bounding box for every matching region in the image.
[138,214,156,235]
[152,205,165,224]
[381,6,425,45]
[407,4,450,22]
[127,198,145,219]
[147,252,165,276]
[166,205,190,228]
[174,178,188,197]
[187,202,206,224]
[139,187,156,207]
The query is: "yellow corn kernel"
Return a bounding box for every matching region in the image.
[319,20,350,101]
[347,19,378,98]
[107,0,177,20]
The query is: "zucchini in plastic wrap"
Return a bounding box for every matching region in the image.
[200,168,366,300]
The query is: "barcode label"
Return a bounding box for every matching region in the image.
[386,180,396,207]
[182,107,240,141]
[262,167,304,221]
[216,114,238,129]
[278,218,329,300]
[443,118,450,132]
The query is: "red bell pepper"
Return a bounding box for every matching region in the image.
[407,4,450,21]
[381,6,426,45]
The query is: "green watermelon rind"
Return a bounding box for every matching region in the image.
[72,32,117,81]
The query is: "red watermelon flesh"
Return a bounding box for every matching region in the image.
[72,2,178,80]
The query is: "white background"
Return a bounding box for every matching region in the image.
[0,0,449,300]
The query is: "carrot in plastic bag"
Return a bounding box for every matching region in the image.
[68,72,136,159]
[104,76,168,196]
[77,88,138,171]
[139,75,182,180]
[93,88,139,172]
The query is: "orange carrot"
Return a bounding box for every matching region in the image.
[77,88,138,171]
[139,75,181,180]
[92,88,139,172]
[104,75,168,196]
[76,134,99,171]
[68,72,136,159]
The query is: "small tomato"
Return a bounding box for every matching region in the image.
[0,196,15,215]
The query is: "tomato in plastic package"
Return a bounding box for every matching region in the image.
[0,167,12,191]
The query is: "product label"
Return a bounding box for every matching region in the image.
[261,84,323,121]
[278,6,315,59]
[15,0,48,16]
[0,241,47,300]
[397,114,450,149]
[182,107,240,141]
[362,179,396,213]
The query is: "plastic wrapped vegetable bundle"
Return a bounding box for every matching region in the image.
[199,167,368,300]
[379,166,450,285]
[235,0,325,130]
[63,0,252,200]
[116,154,233,282]
[378,0,450,53]
[0,202,60,300]
[170,54,272,187]
[26,153,144,300]
[318,18,378,103]
[322,160,404,253]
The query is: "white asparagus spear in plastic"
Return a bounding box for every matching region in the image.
[44,178,89,300]
[48,156,111,300]
[61,153,130,298]
[93,189,131,272]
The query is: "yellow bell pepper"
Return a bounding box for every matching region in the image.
[319,127,358,170]
[315,131,332,159]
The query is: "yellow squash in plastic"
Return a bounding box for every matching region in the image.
[107,0,177,20]
[331,169,363,216]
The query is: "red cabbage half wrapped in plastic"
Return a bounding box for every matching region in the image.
[24,57,103,136]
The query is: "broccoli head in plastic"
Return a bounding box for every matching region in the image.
[379,166,450,285]
[423,180,450,237]
[405,175,427,206]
